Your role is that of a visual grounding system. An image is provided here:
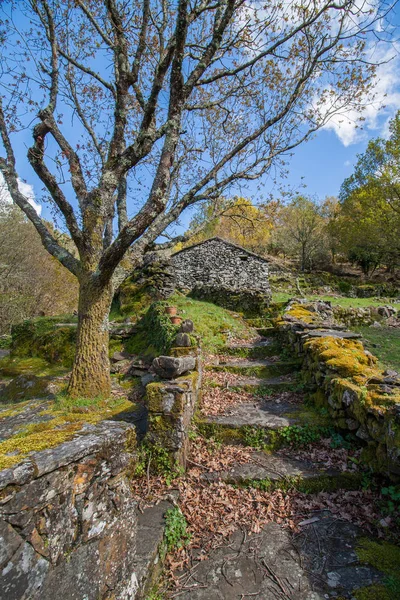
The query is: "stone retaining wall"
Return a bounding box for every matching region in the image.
[0,420,140,600]
[276,300,400,478]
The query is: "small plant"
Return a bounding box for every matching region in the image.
[134,441,183,485]
[381,485,400,514]
[164,507,191,552]
[278,424,327,448]
[330,432,351,449]
[242,426,269,450]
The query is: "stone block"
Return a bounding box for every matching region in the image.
[152,355,196,379]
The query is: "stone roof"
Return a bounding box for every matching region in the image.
[171,236,269,264]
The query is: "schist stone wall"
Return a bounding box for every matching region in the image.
[171,237,271,293]
[0,421,140,600]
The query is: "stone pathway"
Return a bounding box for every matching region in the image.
[157,326,396,600]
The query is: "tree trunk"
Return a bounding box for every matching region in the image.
[67,275,113,398]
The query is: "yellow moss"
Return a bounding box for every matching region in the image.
[0,395,136,472]
[0,422,82,471]
[305,336,378,380]
[0,400,32,420]
[286,304,316,324]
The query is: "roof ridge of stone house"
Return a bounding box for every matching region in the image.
[171,236,269,263]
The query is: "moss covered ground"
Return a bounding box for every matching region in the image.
[272,292,400,310]
[172,293,251,353]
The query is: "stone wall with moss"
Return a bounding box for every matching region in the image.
[144,321,202,467]
[276,300,400,478]
[0,419,143,599]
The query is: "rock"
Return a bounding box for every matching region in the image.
[384,369,398,378]
[371,321,382,328]
[378,306,396,319]
[179,319,194,333]
[152,356,196,379]
[110,359,132,374]
[174,333,192,347]
[111,351,134,363]
[0,375,61,404]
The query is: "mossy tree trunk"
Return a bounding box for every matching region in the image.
[67,273,113,399]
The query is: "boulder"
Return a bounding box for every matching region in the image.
[152,356,196,379]
[0,375,61,403]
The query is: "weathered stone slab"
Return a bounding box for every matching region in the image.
[152,355,196,379]
[202,451,338,484]
[203,400,301,430]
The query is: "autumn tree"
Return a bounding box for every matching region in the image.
[0,0,393,397]
[182,197,273,253]
[0,200,78,333]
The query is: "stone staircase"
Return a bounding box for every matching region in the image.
[157,323,395,600]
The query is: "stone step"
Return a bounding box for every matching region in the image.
[200,450,362,492]
[171,512,385,600]
[255,327,277,337]
[207,359,300,378]
[212,373,298,392]
[223,339,280,359]
[201,399,303,431]
[133,499,174,599]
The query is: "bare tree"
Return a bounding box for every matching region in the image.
[0,0,395,397]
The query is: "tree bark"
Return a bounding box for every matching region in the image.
[67,274,113,398]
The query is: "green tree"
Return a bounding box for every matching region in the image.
[339,111,400,274]
[0,0,389,397]
[279,196,326,271]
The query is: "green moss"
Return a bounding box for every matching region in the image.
[354,584,393,600]
[11,318,77,366]
[355,539,400,600]
[0,393,136,470]
[0,422,82,470]
[207,361,299,378]
[357,539,400,579]
[0,356,66,378]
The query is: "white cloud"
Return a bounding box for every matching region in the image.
[344,160,351,167]
[322,43,400,146]
[0,173,42,215]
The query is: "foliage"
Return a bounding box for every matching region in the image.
[338,111,400,274]
[164,507,191,552]
[381,486,400,515]
[270,196,328,271]
[173,294,251,353]
[183,197,273,254]
[125,301,178,359]
[0,201,78,334]
[11,317,77,367]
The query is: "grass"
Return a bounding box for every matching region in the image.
[172,294,252,353]
[355,326,400,373]
[272,292,400,310]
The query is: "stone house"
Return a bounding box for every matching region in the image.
[171,237,270,294]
